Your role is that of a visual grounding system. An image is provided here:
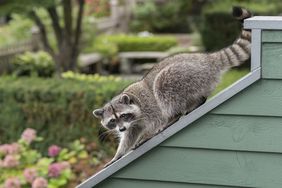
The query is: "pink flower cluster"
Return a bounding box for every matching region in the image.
[32,177,48,188]
[0,143,21,168]
[0,143,20,155]
[21,128,37,144]
[48,162,70,178]
[23,168,38,183]
[4,177,21,188]
[48,145,61,157]
[22,168,48,188]
[5,176,48,188]
[0,155,19,168]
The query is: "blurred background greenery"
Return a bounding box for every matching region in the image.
[0,0,281,187]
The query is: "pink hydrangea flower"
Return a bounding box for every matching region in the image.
[0,143,21,156]
[48,163,62,177]
[2,155,19,168]
[23,168,38,183]
[60,161,70,170]
[4,177,21,188]
[32,177,48,188]
[21,128,36,144]
[48,145,61,157]
[0,144,9,155]
[8,143,21,154]
[48,162,69,177]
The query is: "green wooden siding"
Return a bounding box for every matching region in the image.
[95,30,282,188]
[96,178,237,188]
[161,114,282,153]
[262,30,282,43]
[211,80,282,116]
[262,43,282,79]
[111,147,282,187]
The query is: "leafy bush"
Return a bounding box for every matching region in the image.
[130,0,192,33]
[0,128,105,188]
[200,0,282,51]
[0,75,132,152]
[87,34,177,56]
[0,14,33,48]
[11,51,55,77]
[84,36,118,60]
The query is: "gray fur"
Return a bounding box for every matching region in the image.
[93,7,252,166]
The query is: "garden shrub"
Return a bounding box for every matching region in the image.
[0,75,132,153]
[130,0,192,33]
[87,34,177,56]
[11,51,55,77]
[200,0,282,51]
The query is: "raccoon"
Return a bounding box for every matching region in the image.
[93,6,252,166]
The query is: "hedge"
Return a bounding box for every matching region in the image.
[200,0,282,51]
[0,75,132,153]
[85,34,177,58]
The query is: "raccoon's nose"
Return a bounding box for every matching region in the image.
[119,126,126,132]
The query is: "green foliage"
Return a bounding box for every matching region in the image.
[107,35,177,52]
[84,36,118,59]
[0,14,33,47]
[130,0,192,33]
[86,34,177,57]
[0,75,132,152]
[11,51,55,77]
[200,0,282,51]
[0,0,55,16]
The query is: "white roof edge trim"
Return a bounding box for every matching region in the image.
[76,67,261,188]
[244,16,282,29]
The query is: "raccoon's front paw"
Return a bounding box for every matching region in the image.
[132,138,151,150]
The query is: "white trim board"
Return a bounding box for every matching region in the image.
[77,68,261,188]
[245,16,282,30]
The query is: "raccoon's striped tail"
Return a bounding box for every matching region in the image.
[217,6,252,69]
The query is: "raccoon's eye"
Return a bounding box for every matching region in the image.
[120,113,134,121]
[109,119,116,123]
[107,119,116,129]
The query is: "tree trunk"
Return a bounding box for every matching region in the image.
[31,0,85,74]
[55,41,78,73]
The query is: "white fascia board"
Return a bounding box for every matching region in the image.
[245,16,282,30]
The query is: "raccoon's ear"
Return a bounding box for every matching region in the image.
[120,94,132,104]
[93,108,104,118]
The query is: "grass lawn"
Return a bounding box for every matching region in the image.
[211,68,249,97]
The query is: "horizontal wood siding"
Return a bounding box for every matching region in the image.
[262,30,282,43]
[113,147,282,187]
[96,178,238,188]
[211,79,282,116]
[261,43,282,79]
[161,114,282,153]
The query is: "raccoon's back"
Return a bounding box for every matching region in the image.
[142,53,216,89]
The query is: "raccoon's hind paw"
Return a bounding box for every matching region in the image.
[103,156,122,168]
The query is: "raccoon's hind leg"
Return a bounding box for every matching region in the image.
[153,63,212,121]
